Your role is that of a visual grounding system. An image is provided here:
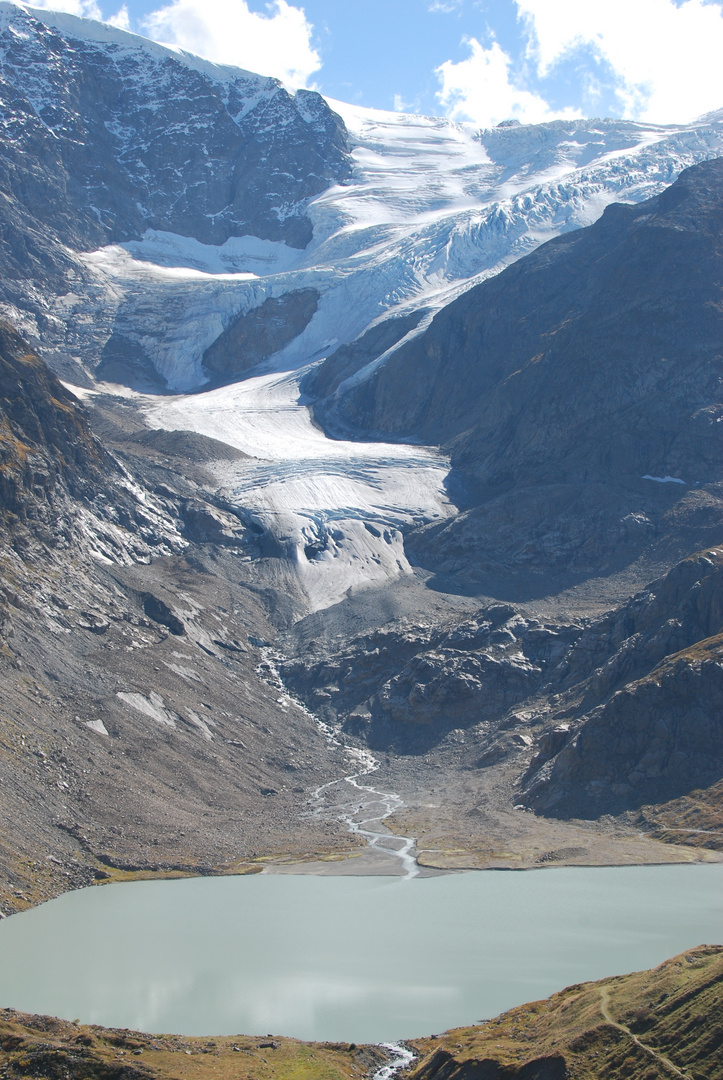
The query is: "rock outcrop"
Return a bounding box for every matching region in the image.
[284,546,723,826]
[203,289,320,379]
[0,323,110,525]
[526,635,723,818]
[515,547,723,817]
[0,320,187,561]
[281,603,582,749]
[0,5,350,253]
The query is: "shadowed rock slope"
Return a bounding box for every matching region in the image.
[0,319,177,557]
[520,546,723,819]
[0,322,111,526]
[317,157,723,585]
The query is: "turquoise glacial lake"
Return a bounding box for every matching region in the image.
[0,865,721,1043]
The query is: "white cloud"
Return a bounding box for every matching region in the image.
[140,0,320,87]
[107,4,130,30]
[517,0,723,122]
[436,36,581,127]
[23,0,103,17]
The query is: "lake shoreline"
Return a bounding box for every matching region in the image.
[3,838,722,922]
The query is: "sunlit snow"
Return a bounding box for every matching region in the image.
[77,100,723,397]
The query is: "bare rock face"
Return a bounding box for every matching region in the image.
[281,603,581,747]
[0,321,112,528]
[527,636,723,818]
[0,7,350,252]
[0,320,185,560]
[556,547,723,697]
[203,289,320,378]
[521,548,723,817]
[304,310,427,403]
[378,647,541,727]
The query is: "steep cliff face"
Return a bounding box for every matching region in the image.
[520,548,723,817]
[0,322,110,526]
[526,636,723,818]
[0,320,187,562]
[324,157,723,480]
[202,289,320,380]
[0,4,350,254]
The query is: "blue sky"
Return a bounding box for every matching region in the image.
[29,0,723,126]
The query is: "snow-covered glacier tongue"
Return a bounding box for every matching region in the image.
[4,4,723,614]
[143,371,452,613]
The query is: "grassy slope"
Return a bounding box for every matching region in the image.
[0,1013,386,1080]
[408,946,723,1080]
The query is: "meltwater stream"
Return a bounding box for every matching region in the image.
[258,647,419,878]
[310,746,419,879]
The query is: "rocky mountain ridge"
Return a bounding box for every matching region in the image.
[0,1,350,387]
[3,1,723,397]
[0,3,350,250]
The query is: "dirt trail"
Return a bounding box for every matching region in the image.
[599,986,686,1078]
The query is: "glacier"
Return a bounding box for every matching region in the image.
[10,3,723,614]
[144,370,452,613]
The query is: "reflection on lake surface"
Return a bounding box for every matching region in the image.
[0,865,721,1042]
